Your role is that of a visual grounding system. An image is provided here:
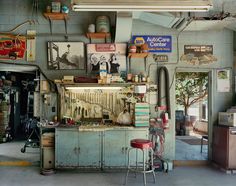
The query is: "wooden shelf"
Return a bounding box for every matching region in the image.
[86,32,111,39]
[43,13,69,20]
[128,53,149,58]
[57,82,150,87]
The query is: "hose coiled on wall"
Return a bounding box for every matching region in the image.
[157,66,171,119]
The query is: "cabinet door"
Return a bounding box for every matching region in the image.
[103,130,126,168]
[78,131,101,168]
[212,126,228,168]
[55,129,79,168]
[126,129,149,165]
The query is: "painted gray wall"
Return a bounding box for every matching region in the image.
[131,20,234,160]
[0,0,235,161]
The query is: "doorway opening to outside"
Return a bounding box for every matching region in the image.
[175,71,209,161]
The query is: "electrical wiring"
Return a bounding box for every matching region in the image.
[0,20,35,34]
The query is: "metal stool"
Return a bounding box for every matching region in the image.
[125,139,156,186]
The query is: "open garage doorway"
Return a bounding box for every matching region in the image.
[175,72,209,161]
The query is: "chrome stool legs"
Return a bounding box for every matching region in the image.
[125,147,156,186]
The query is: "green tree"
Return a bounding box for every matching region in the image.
[175,72,208,116]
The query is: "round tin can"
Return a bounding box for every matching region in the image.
[96,16,110,33]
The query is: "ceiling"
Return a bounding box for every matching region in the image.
[132,0,236,31]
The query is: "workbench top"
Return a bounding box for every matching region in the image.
[55,124,148,131]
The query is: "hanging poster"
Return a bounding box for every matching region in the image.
[0,34,26,60]
[131,35,172,53]
[217,69,230,92]
[181,45,217,65]
[87,43,127,75]
[47,42,85,70]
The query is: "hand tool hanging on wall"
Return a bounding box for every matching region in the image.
[157,66,171,120]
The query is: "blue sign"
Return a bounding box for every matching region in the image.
[131,35,172,53]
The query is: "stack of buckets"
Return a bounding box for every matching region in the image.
[0,102,10,142]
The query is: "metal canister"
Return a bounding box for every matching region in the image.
[96,16,110,33]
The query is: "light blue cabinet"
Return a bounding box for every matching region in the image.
[103,129,148,168]
[55,127,148,169]
[103,130,127,168]
[78,131,101,168]
[55,128,79,168]
[55,129,101,168]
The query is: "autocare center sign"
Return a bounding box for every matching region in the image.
[132,35,172,53]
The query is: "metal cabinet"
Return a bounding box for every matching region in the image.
[212,125,236,169]
[103,130,127,168]
[55,128,101,168]
[78,131,101,168]
[103,129,148,168]
[55,128,79,168]
[55,127,148,169]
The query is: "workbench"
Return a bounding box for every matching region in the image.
[55,125,149,169]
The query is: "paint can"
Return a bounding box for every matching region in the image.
[96,16,110,33]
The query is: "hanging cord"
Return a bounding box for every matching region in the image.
[31,0,39,24]
[0,20,35,34]
[157,66,171,119]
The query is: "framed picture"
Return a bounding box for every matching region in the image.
[87,43,127,75]
[0,34,26,60]
[47,41,85,70]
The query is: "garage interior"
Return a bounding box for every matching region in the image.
[1,0,236,185]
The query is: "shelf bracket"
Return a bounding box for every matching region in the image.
[48,18,53,35]
[64,18,68,41]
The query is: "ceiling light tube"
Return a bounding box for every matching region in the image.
[72,6,210,12]
[71,0,212,12]
[66,86,123,90]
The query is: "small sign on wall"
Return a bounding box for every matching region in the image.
[181,45,217,65]
[153,54,168,62]
[217,69,230,92]
[27,30,36,62]
[131,35,172,53]
[0,34,26,60]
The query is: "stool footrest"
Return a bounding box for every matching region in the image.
[125,138,157,185]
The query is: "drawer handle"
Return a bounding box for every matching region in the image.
[231,131,236,134]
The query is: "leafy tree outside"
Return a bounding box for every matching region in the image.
[175,72,208,116]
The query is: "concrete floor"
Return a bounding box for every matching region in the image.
[1,165,236,186]
[1,141,236,186]
[175,136,208,160]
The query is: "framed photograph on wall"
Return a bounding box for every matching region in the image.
[87,43,127,75]
[47,41,85,70]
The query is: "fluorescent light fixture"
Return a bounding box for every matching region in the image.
[66,86,122,90]
[72,0,212,12]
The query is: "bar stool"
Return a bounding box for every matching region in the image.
[125,139,156,186]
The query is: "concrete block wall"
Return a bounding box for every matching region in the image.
[0,0,235,161]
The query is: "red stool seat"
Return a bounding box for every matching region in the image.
[130,139,153,149]
[125,138,156,185]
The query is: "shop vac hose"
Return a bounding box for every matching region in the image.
[157,66,171,119]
